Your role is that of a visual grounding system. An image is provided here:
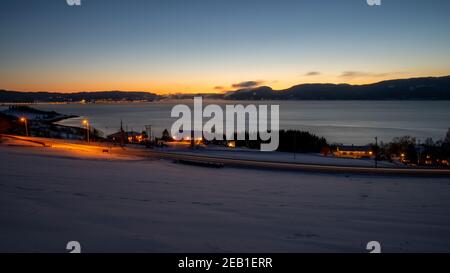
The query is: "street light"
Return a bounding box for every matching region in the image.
[82,119,90,143]
[400,153,406,163]
[20,117,28,137]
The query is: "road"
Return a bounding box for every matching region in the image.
[2,134,450,177]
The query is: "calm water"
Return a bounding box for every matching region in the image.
[10,100,450,145]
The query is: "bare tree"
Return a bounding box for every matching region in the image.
[445,128,450,144]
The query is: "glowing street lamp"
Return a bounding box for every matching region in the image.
[82,119,90,143]
[400,153,406,163]
[20,117,28,137]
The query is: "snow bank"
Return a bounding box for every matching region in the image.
[161,145,402,168]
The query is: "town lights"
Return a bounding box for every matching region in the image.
[20,117,28,137]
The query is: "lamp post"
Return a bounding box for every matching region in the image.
[20,117,28,137]
[375,136,378,168]
[417,139,421,166]
[82,119,90,143]
[400,153,406,163]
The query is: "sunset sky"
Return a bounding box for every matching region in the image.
[1,0,450,94]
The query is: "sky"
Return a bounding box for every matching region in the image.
[1,0,450,94]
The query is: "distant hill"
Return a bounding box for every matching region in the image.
[224,76,450,100]
[2,76,450,102]
[165,93,225,100]
[0,90,159,103]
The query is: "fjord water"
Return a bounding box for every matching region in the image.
[30,100,450,145]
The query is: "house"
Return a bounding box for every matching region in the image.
[334,145,374,159]
[107,131,125,144]
[126,131,145,143]
[107,130,145,144]
[0,112,14,133]
[106,120,147,144]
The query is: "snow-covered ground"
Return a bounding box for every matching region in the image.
[1,141,450,253]
[1,108,71,122]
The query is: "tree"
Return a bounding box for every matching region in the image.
[445,128,450,144]
[424,137,435,148]
[161,129,171,141]
[387,136,417,163]
[141,131,148,141]
[277,130,328,153]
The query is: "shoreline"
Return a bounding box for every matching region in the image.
[46,114,79,123]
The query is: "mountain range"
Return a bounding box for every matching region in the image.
[1,76,450,102]
[223,76,450,100]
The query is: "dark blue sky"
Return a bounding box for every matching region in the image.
[1,0,449,93]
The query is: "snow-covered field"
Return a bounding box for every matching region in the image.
[1,141,450,253]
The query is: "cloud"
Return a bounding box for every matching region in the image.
[305,71,321,76]
[339,71,391,79]
[214,86,225,90]
[231,80,264,89]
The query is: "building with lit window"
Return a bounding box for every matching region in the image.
[334,145,374,159]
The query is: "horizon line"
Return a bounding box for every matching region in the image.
[2,74,449,95]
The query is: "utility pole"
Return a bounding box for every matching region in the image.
[417,139,421,166]
[294,131,297,160]
[375,136,378,168]
[190,130,194,148]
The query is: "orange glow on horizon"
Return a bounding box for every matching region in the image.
[1,71,449,95]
